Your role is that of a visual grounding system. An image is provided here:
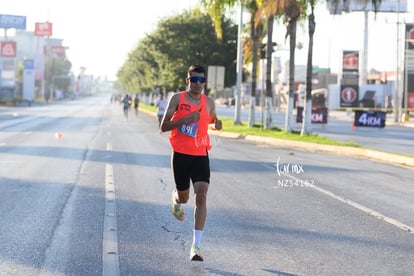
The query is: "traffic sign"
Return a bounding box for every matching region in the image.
[340,85,359,107]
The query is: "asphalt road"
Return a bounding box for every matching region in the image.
[0,94,413,276]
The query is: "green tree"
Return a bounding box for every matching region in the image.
[117,9,238,95]
[51,58,73,97]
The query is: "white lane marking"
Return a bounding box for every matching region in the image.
[310,184,414,234]
[102,142,120,276]
[273,173,414,234]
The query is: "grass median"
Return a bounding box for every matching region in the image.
[140,104,360,148]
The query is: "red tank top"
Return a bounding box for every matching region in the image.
[169,91,211,156]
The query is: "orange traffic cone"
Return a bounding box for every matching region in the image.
[55,132,63,139]
[351,123,355,131]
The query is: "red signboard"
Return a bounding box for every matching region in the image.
[1,41,16,57]
[51,46,66,58]
[34,22,53,36]
[408,92,414,109]
[406,24,414,110]
[409,27,414,48]
[43,45,66,58]
[343,51,359,72]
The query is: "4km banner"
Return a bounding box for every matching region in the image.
[354,110,386,128]
[296,107,328,124]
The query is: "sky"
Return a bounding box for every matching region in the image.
[275,1,414,79]
[1,0,199,80]
[1,0,413,81]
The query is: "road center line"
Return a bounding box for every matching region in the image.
[102,142,120,276]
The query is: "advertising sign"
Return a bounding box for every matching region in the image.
[34,22,53,36]
[354,110,386,128]
[23,59,35,101]
[0,14,26,29]
[1,59,16,87]
[328,0,408,14]
[405,23,414,109]
[340,85,359,107]
[296,107,328,124]
[34,53,45,81]
[1,41,16,57]
[51,46,66,58]
[24,59,34,70]
[207,66,225,91]
[342,50,359,73]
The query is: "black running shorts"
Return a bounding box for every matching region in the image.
[172,151,210,191]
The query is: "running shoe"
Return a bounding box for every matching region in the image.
[190,245,204,261]
[171,202,185,221]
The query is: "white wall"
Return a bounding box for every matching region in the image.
[328,83,394,109]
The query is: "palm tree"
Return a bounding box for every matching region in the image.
[300,0,316,135]
[283,0,301,132]
[246,1,264,127]
[201,0,266,127]
[256,0,307,132]
[255,0,287,129]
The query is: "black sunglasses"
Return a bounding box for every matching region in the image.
[189,76,206,83]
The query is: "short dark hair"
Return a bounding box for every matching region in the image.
[187,64,206,76]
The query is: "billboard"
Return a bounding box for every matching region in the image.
[0,14,26,29]
[51,46,66,58]
[405,23,414,109]
[34,22,53,36]
[1,41,17,57]
[340,85,359,107]
[328,0,408,14]
[354,111,386,128]
[342,50,359,73]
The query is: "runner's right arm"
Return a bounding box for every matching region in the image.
[160,94,199,132]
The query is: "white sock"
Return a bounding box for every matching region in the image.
[193,230,203,247]
[172,191,180,205]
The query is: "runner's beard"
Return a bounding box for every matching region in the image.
[189,85,204,94]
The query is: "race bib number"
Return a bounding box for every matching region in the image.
[179,122,198,137]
